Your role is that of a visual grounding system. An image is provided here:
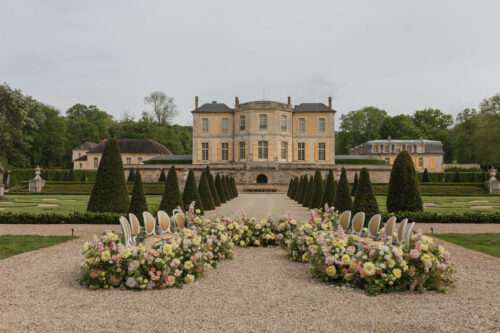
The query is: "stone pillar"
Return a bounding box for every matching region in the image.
[29,166,46,193]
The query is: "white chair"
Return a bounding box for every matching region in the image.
[128,213,141,241]
[142,211,156,237]
[173,208,186,230]
[351,212,365,234]
[397,218,408,243]
[119,216,134,246]
[384,216,397,241]
[367,214,381,238]
[157,210,172,234]
[403,222,416,245]
[338,210,352,231]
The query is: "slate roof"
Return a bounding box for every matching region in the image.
[192,102,233,113]
[75,141,97,151]
[293,103,335,112]
[87,139,172,155]
[192,100,335,113]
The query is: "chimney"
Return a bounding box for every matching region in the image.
[235,96,240,108]
[287,96,291,106]
[194,96,199,110]
[328,96,332,109]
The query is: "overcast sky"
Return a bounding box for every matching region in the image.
[1,1,499,125]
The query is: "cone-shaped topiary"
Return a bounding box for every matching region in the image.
[205,167,221,207]
[311,170,324,209]
[233,177,239,197]
[87,138,130,213]
[334,167,352,213]
[199,171,215,210]
[298,175,307,204]
[387,151,423,212]
[182,170,203,213]
[351,173,359,196]
[215,174,226,203]
[287,178,293,197]
[422,168,430,182]
[352,168,379,216]
[289,177,296,199]
[304,176,314,208]
[322,170,336,208]
[222,175,231,200]
[229,177,237,198]
[159,166,183,214]
[158,169,166,182]
[129,170,148,217]
[453,171,461,183]
[127,169,136,183]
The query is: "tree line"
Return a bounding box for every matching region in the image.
[335,94,500,166]
[0,84,192,168]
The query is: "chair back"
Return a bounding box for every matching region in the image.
[128,213,141,236]
[367,214,381,238]
[384,216,397,240]
[119,216,133,246]
[338,210,352,231]
[157,210,171,234]
[403,222,416,245]
[397,218,408,242]
[351,212,365,234]
[142,211,156,237]
[174,209,186,230]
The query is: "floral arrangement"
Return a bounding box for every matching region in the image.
[80,207,454,295]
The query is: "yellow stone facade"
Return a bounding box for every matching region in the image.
[192,98,336,165]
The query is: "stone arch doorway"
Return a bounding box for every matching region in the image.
[256,174,268,184]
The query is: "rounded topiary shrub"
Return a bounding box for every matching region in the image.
[387,151,423,213]
[87,138,130,213]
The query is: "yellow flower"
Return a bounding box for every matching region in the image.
[393,268,402,279]
[255,224,262,230]
[192,236,202,246]
[184,260,194,270]
[100,250,111,262]
[421,254,433,264]
[163,244,173,255]
[341,254,351,266]
[363,262,376,276]
[302,252,309,262]
[387,259,396,268]
[438,245,445,255]
[326,265,337,277]
[184,229,193,238]
[184,274,195,284]
[82,242,90,252]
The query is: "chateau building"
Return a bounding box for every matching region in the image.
[351,139,444,172]
[73,139,171,170]
[192,97,336,167]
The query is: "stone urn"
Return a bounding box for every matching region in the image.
[489,168,497,181]
[0,162,4,198]
[29,166,46,193]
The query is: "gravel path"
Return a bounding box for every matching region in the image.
[1,194,500,332]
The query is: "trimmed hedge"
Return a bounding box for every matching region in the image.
[381,211,500,224]
[0,212,120,224]
[9,169,97,185]
[418,172,490,183]
[335,159,387,165]
[372,183,488,196]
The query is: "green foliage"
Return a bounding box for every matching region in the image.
[335,158,387,165]
[322,170,336,208]
[159,166,183,214]
[128,171,148,216]
[0,235,74,260]
[298,176,308,204]
[334,167,352,212]
[222,176,231,200]
[0,212,121,224]
[351,173,359,196]
[205,167,221,207]
[182,170,203,212]
[387,151,423,213]
[158,169,166,182]
[311,171,324,209]
[433,233,500,258]
[87,138,130,213]
[381,211,500,224]
[352,168,379,216]
[304,176,314,208]
[372,183,488,196]
[215,174,226,203]
[453,171,461,183]
[287,178,293,198]
[422,168,430,182]
[127,169,136,182]
[198,171,215,210]
[232,177,239,197]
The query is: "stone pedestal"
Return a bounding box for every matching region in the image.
[28,166,45,193]
[0,164,4,198]
[487,168,500,194]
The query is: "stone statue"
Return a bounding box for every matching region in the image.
[487,168,499,194]
[29,166,45,193]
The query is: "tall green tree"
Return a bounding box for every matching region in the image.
[159,166,183,214]
[387,151,423,212]
[129,170,148,217]
[87,138,130,213]
[198,171,215,210]
[422,168,430,182]
[127,169,136,182]
[352,168,379,216]
[322,170,336,208]
[182,170,203,212]
[158,169,166,182]
[334,168,352,212]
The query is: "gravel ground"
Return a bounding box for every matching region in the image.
[1,194,500,332]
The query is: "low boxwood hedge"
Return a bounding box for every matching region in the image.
[372,183,488,196]
[382,211,500,224]
[0,212,120,224]
[10,182,165,195]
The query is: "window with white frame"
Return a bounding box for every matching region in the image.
[281,142,288,160]
[318,118,326,132]
[93,157,99,168]
[240,115,246,131]
[222,118,229,133]
[298,118,306,132]
[202,118,209,132]
[318,143,326,161]
[126,157,132,165]
[239,142,246,160]
[298,142,305,161]
[221,143,229,160]
[202,142,209,161]
[281,115,287,131]
[259,114,268,130]
[258,141,268,159]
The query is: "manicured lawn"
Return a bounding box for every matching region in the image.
[376,196,500,214]
[433,233,500,258]
[0,235,75,259]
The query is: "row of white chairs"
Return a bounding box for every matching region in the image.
[337,211,415,245]
[119,209,187,247]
